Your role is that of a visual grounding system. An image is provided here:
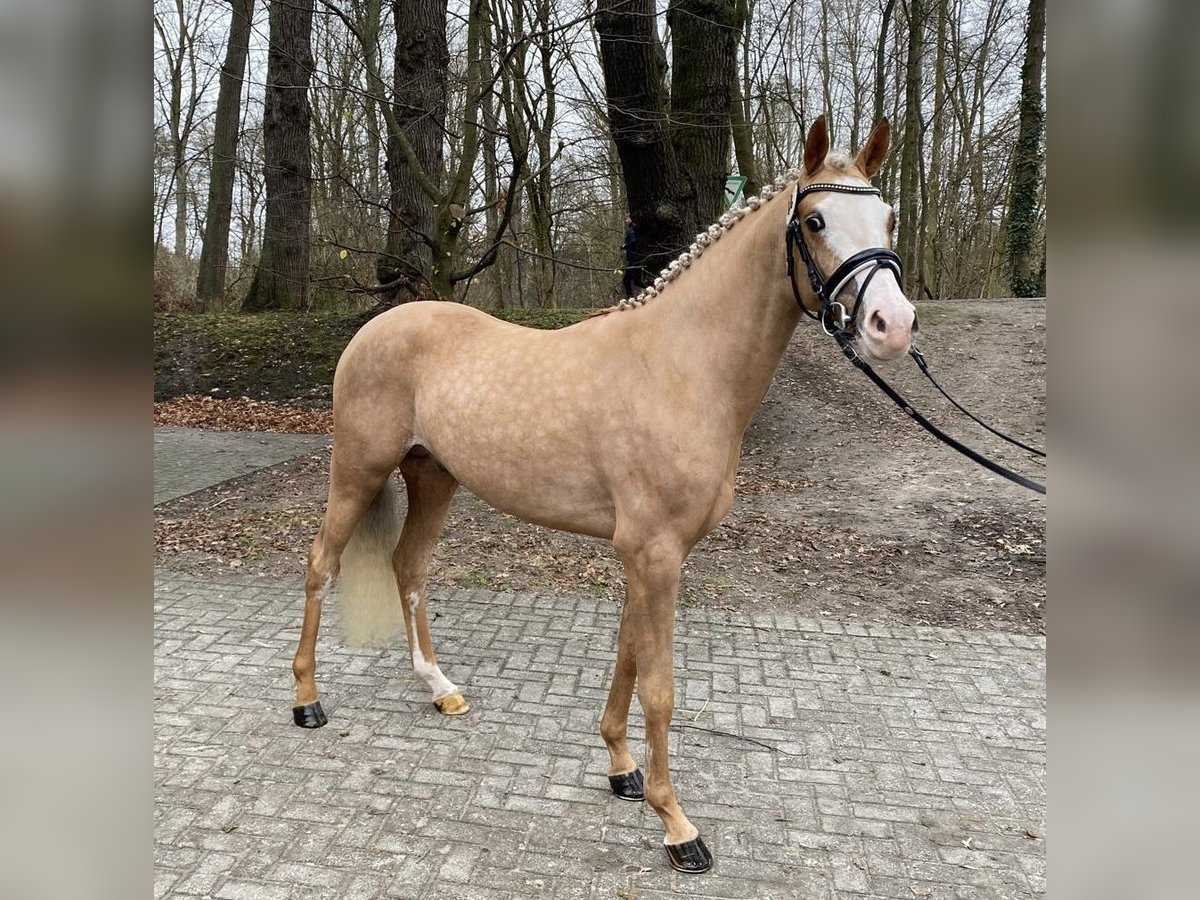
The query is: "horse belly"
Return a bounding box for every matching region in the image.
[416,373,616,539]
[462,461,615,540]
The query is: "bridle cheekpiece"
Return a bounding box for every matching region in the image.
[785,182,903,338]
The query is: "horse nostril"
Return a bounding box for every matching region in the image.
[870,310,888,336]
[911,312,920,333]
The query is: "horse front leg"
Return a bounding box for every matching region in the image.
[616,536,713,873]
[600,603,642,799]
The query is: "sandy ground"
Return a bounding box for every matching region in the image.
[155,298,1045,633]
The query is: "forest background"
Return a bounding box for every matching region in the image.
[152,0,1045,316]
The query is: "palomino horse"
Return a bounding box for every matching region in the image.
[290,116,916,873]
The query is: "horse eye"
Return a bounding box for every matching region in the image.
[805,214,824,233]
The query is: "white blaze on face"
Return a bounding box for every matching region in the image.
[406,592,458,701]
[814,187,915,362]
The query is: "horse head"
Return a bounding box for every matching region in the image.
[791,115,917,362]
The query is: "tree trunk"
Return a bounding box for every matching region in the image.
[479,7,508,308]
[436,0,486,297]
[668,0,738,226]
[155,0,206,261]
[1004,0,1045,297]
[846,6,864,151]
[595,0,700,283]
[360,0,384,202]
[493,0,527,307]
[922,0,947,300]
[873,0,897,130]
[379,0,448,301]
[536,0,558,309]
[238,123,262,262]
[818,0,834,142]
[521,0,559,309]
[243,0,313,311]
[174,152,189,257]
[528,143,557,309]
[873,0,900,195]
[895,0,923,295]
[196,0,254,309]
[529,177,556,308]
[729,0,761,197]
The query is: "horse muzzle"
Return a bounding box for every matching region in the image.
[854,292,917,362]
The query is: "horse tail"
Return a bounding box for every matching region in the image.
[338,477,405,648]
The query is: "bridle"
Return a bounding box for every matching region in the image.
[784,182,903,337]
[783,180,1047,496]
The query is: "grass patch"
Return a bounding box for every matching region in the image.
[491,307,592,330]
[155,305,596,402]
[154,310,352,402]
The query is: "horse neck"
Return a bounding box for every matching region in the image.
[640,191,803,429]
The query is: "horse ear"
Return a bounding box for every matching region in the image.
[804,115,830,177]
[856,118,890,179]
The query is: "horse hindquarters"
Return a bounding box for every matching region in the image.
[292,447,470,724]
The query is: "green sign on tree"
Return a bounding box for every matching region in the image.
[724,175,747,208]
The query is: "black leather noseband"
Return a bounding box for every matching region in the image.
[784,182,903,336]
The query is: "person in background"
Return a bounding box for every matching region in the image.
[621,212,642,298]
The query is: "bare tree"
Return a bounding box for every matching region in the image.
[729,0,761,197]
[154,0,1042,310]
[596,0,695,282]
[894,0,925,295]
[873,0,897,128]
[377,0,449,300]
[319,0,494,302]
[196,0,255,307]
[235,123,264,265]
[1004,0,1045,297]
[479,0,515,307]
[669,0,739,226]
[920,0,948,299]
[153,0,219,257]
[595,0,738,284]
[243,0,315,310]
[493,0,564,308]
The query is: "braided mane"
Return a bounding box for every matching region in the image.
[593,155,859,316]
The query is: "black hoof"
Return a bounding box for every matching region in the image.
[608,768,644,801]
[292,701,328,728]
[665,836,713,874]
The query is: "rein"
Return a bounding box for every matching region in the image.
[785,182,1047,496]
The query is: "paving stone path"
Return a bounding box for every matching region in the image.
[154,573,1045,900]
[154,428,329,504]
[154,429,1044,899]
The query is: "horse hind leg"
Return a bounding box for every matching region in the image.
[292,450,397,728]
[394,449,468,715]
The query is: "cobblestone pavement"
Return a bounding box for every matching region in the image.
[154,428,330,504]
[154,571,1045,900]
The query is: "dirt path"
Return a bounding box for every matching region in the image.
[155,299,1045,633]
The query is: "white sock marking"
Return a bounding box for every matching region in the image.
[316,574,334,602]
[406,592,457,700]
